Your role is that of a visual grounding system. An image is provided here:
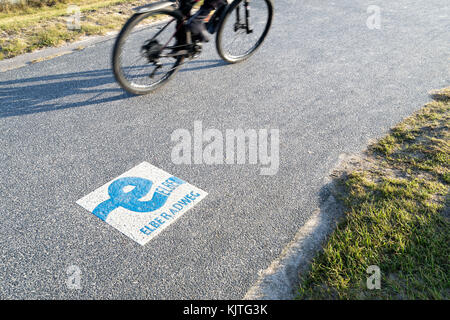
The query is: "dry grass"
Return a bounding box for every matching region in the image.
[0,1,71,13]
[0,0,155,60]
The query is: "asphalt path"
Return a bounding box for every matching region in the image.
[0,0,449,299]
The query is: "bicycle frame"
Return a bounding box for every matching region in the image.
[112,0,273,94]
[134,0,259,62]
[133,0,253,50]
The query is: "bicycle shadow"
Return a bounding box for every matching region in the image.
[180,59,228,73]
[0,68,127,118]
[0,59,227,118]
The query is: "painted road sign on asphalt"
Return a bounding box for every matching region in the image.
[77,162,208,245]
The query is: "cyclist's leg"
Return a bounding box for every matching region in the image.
[188,0,227,42]
[202,0,227,11]
[174,0,226,47]
[173,0,196,48]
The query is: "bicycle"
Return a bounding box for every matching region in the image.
[112,0,274,95]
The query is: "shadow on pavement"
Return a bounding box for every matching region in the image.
[0,59,227,118]
[0,68,127,118]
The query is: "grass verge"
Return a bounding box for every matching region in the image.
[297,87,450,299]
[0,0,157,60]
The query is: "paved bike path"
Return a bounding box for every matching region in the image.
[0,0,448,298]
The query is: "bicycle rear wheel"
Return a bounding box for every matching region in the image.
[112,10,185,95]
[216,0,273,63]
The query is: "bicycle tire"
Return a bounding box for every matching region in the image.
[216,0,273,63]
[112,10,185,95]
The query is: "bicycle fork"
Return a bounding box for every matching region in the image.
[235,0,253,34]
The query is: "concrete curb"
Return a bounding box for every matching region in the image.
[243,154,357,300]
[0,31,119,73]
[0,10,190,73]
[243,192,342,300]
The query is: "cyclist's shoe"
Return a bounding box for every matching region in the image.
[206,2,227,34]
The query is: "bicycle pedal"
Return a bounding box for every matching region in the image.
[191,42,203,59]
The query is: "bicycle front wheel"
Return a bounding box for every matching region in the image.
[216,0,273,63]
[113,10,184,95]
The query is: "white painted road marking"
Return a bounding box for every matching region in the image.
[77,162,208,245]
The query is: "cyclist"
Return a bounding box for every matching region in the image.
[177,0,227,43]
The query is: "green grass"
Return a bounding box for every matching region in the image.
[0,0,155,60]
[296,88,450,300]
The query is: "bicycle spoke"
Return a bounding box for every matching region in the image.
[113,10,185,94]
[217,0,272,62]
[123,55,148,79]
